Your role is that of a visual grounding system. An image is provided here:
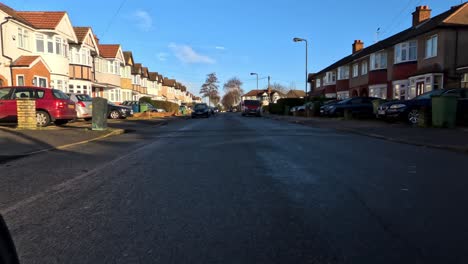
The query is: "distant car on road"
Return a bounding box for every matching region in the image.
[191,103,211,118]
[321,96,380,117]
[0,86,76,127]
[378,88,468,124]
[67,93,93,121]
[241,100,262,117]
[108,102,133,119]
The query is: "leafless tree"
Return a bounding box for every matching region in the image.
[269,82,288,94]
[223,77,244,106]
[200,73,219,106]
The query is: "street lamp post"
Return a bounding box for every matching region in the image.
[293,37,308,100]
[250,72,259,90]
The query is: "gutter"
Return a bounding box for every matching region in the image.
[0,17,14,85]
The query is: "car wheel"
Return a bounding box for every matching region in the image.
[109,110,120,119]
[54,120,69,126]
[408,109,419,125]
[84,118,92,121]
[36,111,51,127]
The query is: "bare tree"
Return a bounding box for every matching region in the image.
[221,90,237,109]
[200,73,219,106]
[269,82,288,94]
[223,77,243,106]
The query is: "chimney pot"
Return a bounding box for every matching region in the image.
[352,40,364,54]
[413,5,432,27]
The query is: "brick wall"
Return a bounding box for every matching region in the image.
[12,60,51,86]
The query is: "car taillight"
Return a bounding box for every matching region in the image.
[56,101,65,109]
[77,101,86,108]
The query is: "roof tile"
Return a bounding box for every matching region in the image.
[16,11,65,30]
[98,44,120,59]
[11,56,40,67]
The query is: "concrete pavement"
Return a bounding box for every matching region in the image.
[1,113,468,263]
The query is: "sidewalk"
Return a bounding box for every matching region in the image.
[264,114,468,153]
[0,123,125,163]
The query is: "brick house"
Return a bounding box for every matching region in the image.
[241,88,285,105]
[0,3,77,90]
[68,27,98,95]
[310,3,468,100]
[93,42,124,102]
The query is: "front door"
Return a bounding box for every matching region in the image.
[0,88,16,121]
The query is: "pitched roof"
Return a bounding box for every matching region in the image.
[132,63,142,75]
[148,72,158,81]
[287,90,306,98]
[11,56,40,67]
[16,11,66,30]
[73,27,90,43]
[313,3,468,76]
[123,51,134,64]
[98,44,120,59]
[163,78,176,87]
[0,3,32,27]
[142,67,149,78]
[243,89,266,97]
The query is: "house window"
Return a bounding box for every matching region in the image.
[426,35,438,58]
[369,84,387,99]
[370,51,387,70]
[36,34,45,52]
[395,40,417,63]
[325,71,336,85]
[55,37,62,55]
[72,48,79,63]
[114,61,119,75]
[69,84,74,93]
[316,78,321,88]
[81,49,87,65]
[18,28,29,50]
[47,36,54,53]
[361,61,368,75]
[17,75,25,86]
[352,64,359,77]
[34,77,48,87]
[338,66,350,80]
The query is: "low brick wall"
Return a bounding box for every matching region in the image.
[17,99,36,129]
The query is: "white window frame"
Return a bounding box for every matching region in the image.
[370,51,387,71]
[361,61,368,75]
[369,84,387,99]
[337,66,350,80]
[17,28,30,50]
[316,78,321,88]
[352,64,359,78]
[425,35,438,59]
[36,34,45,53]
[16,75,25,86]
[395,40,417,64]
[325,71,336,85]
[47,36,54,53]
[33,76,48,88]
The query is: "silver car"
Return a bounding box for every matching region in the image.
[67,93,93,121]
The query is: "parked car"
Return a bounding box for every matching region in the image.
[378,88,468,124]
[108,102,133,119]
[0,86,76,127]
[241,100,262,117]
[213,107,220,113]
[67,93,92,121]
[121,101,157,112]
[321,96,380,117]
[191,103,211,118]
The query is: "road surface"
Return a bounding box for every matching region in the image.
[1,113,468,263]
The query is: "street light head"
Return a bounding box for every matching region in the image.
[293,37,304,42]
[250,73,257,76]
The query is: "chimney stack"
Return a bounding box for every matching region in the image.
[352,40,364,54]
[412,5,431,27]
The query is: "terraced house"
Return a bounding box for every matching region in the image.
[93,41,124,102]
[121,51,134,101]
[309,3,468,100]
[0,3,77,89]
[69,27,98,95]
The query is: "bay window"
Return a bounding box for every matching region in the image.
[395,40,417,63]
[36,34,45,52]
[325,71,336,85]
[338,66,350,80]
[18,28,29,49]
[55,37,62,55]
[370,51,387,70]
[47,36,54,53]
[426,35,438,58]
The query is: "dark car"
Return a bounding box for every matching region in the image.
[321,96,380,117]
[191,103,211,118]
[378,88,468,125]
[241,100,262,117]
[0,86,76,127]
[108,102,133,119]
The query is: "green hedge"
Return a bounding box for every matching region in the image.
[139,97,179,113]
[269,98,305,115]
[268,103,283,115]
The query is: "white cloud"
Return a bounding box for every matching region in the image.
[215,46,226,50]
[157,52,169,61]
[133,10,153,31]
[169,43,215,64]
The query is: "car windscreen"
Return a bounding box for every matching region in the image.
[52,89,69,99]
[76,94,92,101]
[194,104,207,110]
[244,100,261,106]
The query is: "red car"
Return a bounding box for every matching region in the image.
[241,100,262,117]
[0,86,77,127]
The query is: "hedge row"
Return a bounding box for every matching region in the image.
[269,98,305,115]
[139,97,180,113]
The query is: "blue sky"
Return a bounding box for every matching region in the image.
[6,0,465,95]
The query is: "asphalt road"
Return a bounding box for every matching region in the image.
[1,113,468,263]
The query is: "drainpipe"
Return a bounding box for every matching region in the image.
[1,17,14,85]
[454,28,459,87]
